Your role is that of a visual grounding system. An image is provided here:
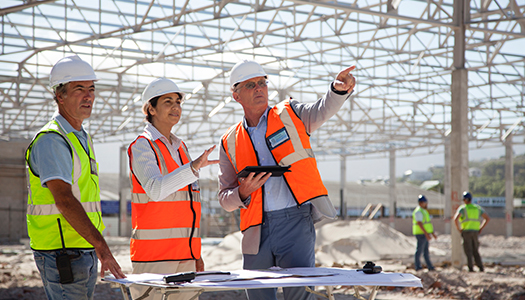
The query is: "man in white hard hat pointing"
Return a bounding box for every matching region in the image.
[219,60,356,300]
[26,55,125,300]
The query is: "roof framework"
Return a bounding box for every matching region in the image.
[1,0,524,159]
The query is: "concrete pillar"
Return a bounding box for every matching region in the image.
[444,137,451,234]
[505,135,514,237]
[451,0,470,269]
[119,145,130,237]
[0,140,30,243]
[340,154,347,220]
[389,149,396,228]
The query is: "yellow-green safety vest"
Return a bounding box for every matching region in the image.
[412,206,434,235]
[458,203,481,231]
[25,119,104,251]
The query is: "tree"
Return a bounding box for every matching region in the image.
[468,154,525,197]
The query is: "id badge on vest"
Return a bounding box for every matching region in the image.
[191,181,200,191]
[90,158,98,176]
[267,127,290,150]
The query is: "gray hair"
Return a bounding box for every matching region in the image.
[53,82,70,103]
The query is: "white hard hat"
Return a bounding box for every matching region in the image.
[142,77,186,104]
[49,55,97,89]
[230,60,267,90]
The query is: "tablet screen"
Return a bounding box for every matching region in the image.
[237,165,291,178]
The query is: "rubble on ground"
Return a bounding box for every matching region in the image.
[2,220,525,299]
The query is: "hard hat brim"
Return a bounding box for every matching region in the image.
[51,77,98,91]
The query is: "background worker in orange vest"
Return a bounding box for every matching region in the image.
[127,77,218,300]
[412,195,436,271]
[218,60,356,300]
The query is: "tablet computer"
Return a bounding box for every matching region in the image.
[237,165,291,178]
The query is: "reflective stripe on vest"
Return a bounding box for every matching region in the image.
[459,204,481,231]
[412,206,434,235]
[27,201,101,216]
[222,99,328,232]
[132,228,201,240]
[128,134,201,262]
[25,119,104,250]
[131,190,193,204]
[272,102,316,166]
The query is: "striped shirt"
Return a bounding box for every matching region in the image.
[129,123,198,201]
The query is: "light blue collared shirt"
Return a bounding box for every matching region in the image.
[29,113,89,187]
[244,107,296,211]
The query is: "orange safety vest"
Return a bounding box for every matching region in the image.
[128,135,201,262]
[221,100,328,232]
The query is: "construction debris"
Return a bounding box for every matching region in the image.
[1,220,525,299]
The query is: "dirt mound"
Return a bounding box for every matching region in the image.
[203,220,434,270]
[201,231,244,270]
[315,220,418,266]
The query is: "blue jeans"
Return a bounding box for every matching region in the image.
[243,204,316,300]
[414,235,434,270]
[33,249,98,300]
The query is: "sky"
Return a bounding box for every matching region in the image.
[94,141,525,183]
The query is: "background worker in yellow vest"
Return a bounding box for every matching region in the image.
[454,191,490,272]
[127,77,218,300]
[25,55,125,300]
[412,195,436,271]
[218,60,356,300]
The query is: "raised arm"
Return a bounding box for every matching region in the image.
[291,66,357,133]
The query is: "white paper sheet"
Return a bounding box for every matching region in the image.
[104,267,422,289]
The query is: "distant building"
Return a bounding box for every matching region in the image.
[324,180,445,218]
[469,167,482,177]
[428,165,444,172]
[403,169,433,182]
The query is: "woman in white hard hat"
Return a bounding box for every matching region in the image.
[127,77,218,300]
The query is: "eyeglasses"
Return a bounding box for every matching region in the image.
[237,79,268,91]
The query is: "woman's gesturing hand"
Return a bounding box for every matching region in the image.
[191,145,219,172]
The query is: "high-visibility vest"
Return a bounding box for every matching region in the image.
[221,100,328,232]
[25,119,104,250]
[128,135,201,262]
[412,206,434,235]
[458,203,481,231]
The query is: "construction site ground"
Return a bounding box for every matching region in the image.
[1,220,525,300]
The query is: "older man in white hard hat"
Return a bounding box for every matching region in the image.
[26,55,125,300]
[219,60,356,300]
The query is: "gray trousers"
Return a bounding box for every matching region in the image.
[461,230,483,271]
[243,204,316,300]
